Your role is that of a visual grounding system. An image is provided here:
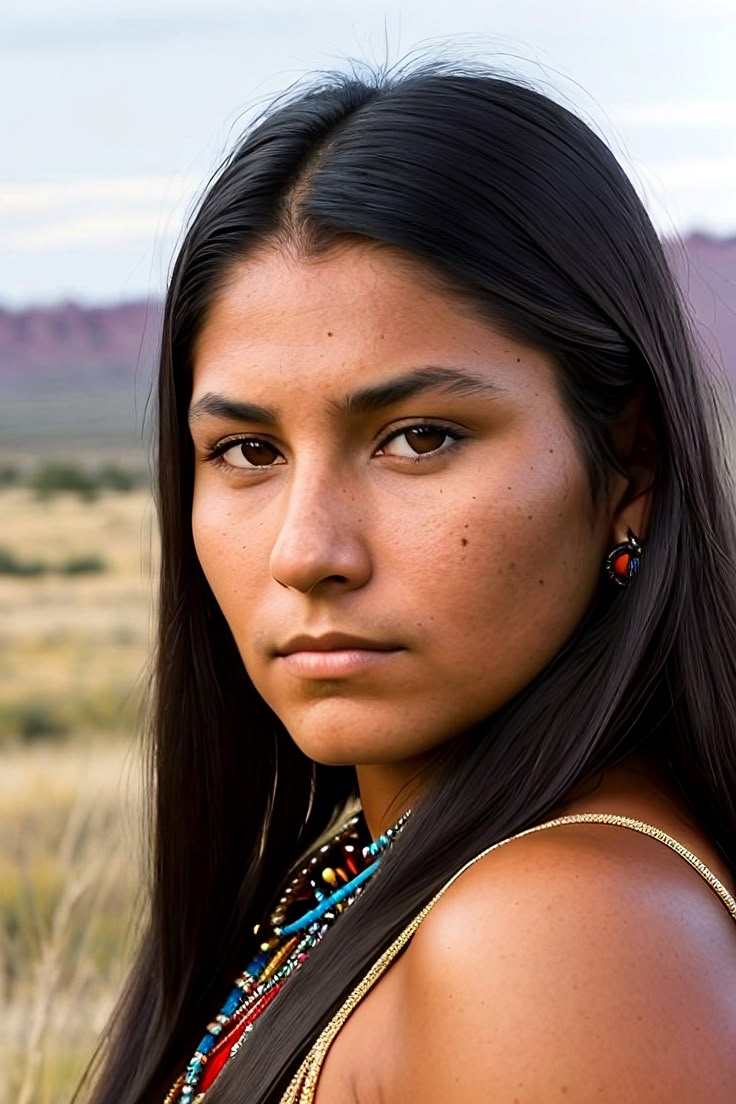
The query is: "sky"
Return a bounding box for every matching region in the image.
[2,0,735,306]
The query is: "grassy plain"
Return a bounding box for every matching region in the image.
[0,487,157,741]
[1,485,154,1103]
[1,739,143,1104]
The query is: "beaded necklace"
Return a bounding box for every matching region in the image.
[164,808,411,1104]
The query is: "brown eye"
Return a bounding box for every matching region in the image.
[220,439,285,469]
[405,427,449,454]
[381,425,457,459]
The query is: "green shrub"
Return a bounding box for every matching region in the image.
[58,554,106,576]
[0,547,47,576]
[0,684,143,745]
[97,463,136,492]
[7,704,69,742]
[0,463,19,487]
[30,462,99,500]
[25,459,148,499]
[0,548,108,577]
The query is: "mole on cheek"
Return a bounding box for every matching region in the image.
[460,538,468,547]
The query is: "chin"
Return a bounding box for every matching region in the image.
[286,731,399,767]
[281,712,444,769]
[266,690,463,767]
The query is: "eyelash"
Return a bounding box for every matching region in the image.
[203,422,467,473]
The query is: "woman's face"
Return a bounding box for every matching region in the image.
[190,244,621,767]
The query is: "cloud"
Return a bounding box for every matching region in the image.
[4,211,181,250]
[613,0,736,14]
[639,155,736,190]
[612,100,736,127]
[0,175,200,214]
[0,174,200,252]
[623,156,736,237]
[0,7,322,52]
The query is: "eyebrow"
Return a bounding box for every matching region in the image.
[187,365,505,426]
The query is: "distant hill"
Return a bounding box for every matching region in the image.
[1,233,734,454]
[0,300,163,454]
[664,234,736,387]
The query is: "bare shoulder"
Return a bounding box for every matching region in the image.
[382,822,736,1104]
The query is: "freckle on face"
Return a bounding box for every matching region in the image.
[189,245,611,767]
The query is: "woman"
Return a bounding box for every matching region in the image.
[86,57,736,1103]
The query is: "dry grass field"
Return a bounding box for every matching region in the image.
[0,487,157,742]
[1,486,154,1102]
[0,739,143,1104]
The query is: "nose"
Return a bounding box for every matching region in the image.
[269,466,372,595]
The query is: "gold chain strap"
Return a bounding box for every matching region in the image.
[279,812,736,1103]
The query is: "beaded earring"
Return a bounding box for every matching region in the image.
[605,528,643,587]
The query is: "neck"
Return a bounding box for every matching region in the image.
[356,759,430,839]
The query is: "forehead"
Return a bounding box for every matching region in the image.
[190,244,557,403]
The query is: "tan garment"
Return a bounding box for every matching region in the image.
[279,812,736,1104]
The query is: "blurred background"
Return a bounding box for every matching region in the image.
[1,2,734,1100]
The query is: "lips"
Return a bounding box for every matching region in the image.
[276,632,400,656]
[276,637,403,679]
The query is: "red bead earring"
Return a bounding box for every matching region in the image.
[605,528,643,588]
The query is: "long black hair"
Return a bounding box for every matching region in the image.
[86,54,736,1104]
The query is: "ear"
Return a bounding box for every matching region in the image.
[607,387,657,545]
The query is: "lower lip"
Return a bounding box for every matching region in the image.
[279,648,402,678]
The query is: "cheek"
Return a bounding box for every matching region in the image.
[191,487,261,624]
[414,454,603,696]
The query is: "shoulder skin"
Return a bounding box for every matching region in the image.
[379,823,736,1104]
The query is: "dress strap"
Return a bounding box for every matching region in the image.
[280,812,736,1103]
